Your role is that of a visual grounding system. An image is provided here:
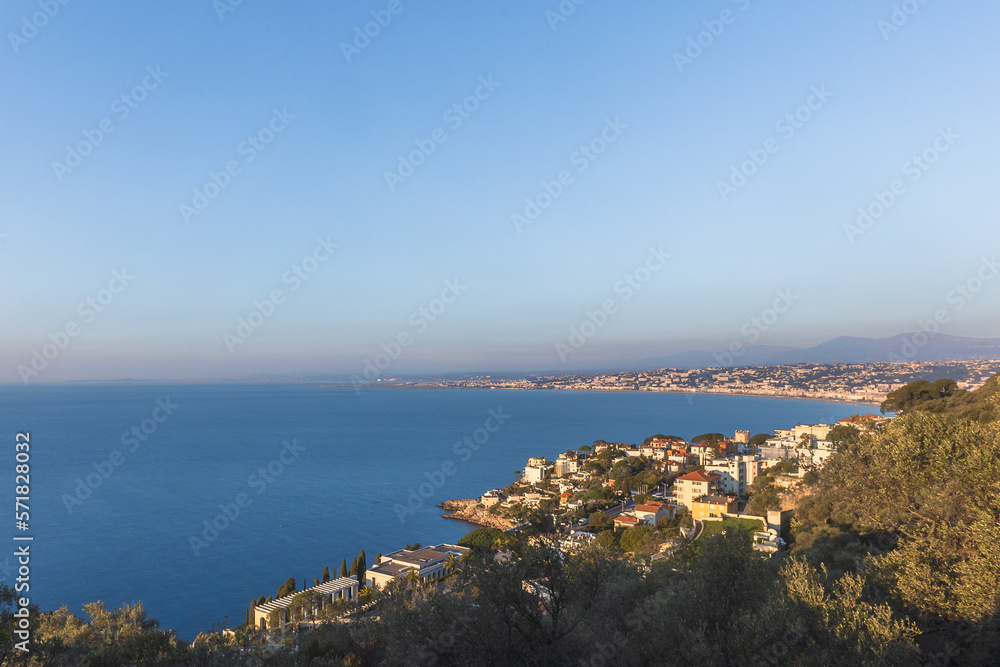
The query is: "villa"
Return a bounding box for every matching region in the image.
[253,577,358,632]
[366,544,470,589]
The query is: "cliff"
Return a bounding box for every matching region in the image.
[440,498,515,530]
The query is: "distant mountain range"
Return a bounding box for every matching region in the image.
[635,334,1000,370]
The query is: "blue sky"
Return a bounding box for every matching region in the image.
[2,1,999,381]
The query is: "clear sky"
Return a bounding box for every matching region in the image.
[2,1,998,381]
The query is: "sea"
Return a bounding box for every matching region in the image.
[0,383,874,640]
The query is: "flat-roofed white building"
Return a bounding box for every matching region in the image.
[706,455,765,497]
[366,544,470,589]
[523,464,548,483]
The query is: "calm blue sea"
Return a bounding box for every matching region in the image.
[0,384,873,639]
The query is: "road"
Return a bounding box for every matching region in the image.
[603,500,635,519]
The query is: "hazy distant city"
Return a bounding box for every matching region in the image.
[360,360,1000,404]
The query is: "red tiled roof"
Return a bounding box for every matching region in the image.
[635,504,664,513]
[677,470,721,483]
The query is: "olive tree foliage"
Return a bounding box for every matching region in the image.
[824,409,1000,623]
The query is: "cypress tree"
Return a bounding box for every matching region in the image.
[314,576,320,587]
[322,566,330,583]
[349,556,358,577]
[357,550,367,585]
[340,559,347,578]
[277,577,297,598]
[375,553,382,564]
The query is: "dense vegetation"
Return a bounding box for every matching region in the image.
[881,374,999,422]
[3,376,999,665]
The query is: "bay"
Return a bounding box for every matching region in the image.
[0,383,873,639]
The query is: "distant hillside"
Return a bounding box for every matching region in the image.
[636,334,1000,369]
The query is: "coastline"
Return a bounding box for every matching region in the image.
[310,384,882,408]
[438,499,515,531]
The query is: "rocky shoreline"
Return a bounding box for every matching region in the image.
[439,498,514,530]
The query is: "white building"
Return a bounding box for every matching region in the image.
[558,531,597,553]
[480,489,505,507]
[705,455,766,497]
[793,424,832,440]
[367,544,470,589]
[253,577,358,632]
[554,456,579,477]
[523,464,549,483]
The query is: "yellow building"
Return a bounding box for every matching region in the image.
[691,494,738,522]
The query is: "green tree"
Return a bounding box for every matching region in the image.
[587,510,612,532]
[619,525,653,553]
[826,424,861,446]
[749,432,771,447]
[276,577,297,599]
[404,569,422,587]
[880,378,960,414]
[322,565,330,583]
[357,550,367,586]
[459,527,505,550]
[445,553,460,574]
[825,411,1000,622]
[339,559,348,578]
[596,529,620,551]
